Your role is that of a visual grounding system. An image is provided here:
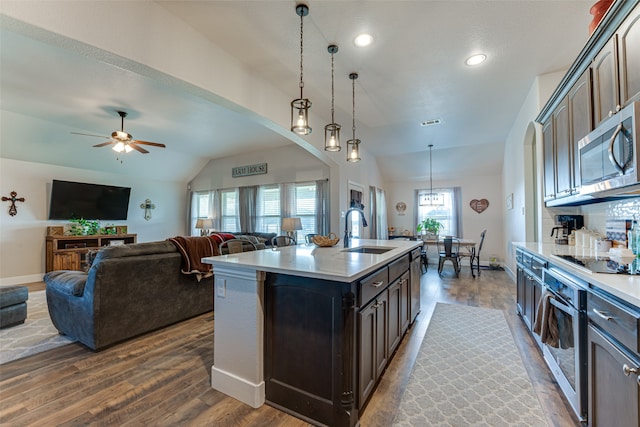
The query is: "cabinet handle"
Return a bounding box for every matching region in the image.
[592,308,613,321]
[371,281,384,288]
[623,364,639,377]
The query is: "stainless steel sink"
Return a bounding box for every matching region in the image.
[342,246,394,254]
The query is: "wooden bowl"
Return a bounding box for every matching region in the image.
[312,232,340,247]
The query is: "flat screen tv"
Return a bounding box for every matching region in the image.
[48,180,131,220]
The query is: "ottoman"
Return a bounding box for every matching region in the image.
[0,285,28,329]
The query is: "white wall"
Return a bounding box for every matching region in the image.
[502,70,566,276]
[0,158,187,285]
[386,174,504,266]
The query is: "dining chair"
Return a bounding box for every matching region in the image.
[437,236,460,277]
[219,239,258,254]
[272,235,296,248]
[305,234,319,245]
[472,229,486,277]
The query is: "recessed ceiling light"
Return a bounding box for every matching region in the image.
[354,33,373,47]
[421,119,441,127]
[465,54,487,66]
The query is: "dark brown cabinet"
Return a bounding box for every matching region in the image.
[569,69,593,191]
[588,325,640,426]
[542,117,556,202]
[358,291,388,407]
[619,12,640,109]
[592,10,640,128]
[387,271,410,357]
[515,248,545,348]
[554,97,572,197]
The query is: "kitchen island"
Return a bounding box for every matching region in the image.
[202,238,421,426]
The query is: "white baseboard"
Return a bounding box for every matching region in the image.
[0,273,44,286]
[211,365,265,408]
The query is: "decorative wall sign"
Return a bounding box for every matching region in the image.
[232,163,267,178]
[2,191,25,216]
[140,198,155,221]
[469,198,490,214]
[395,202,407,215]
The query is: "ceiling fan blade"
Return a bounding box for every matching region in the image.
[132,139,166,148]
[71,132,110,139]
[129,143,149,154]
[93,141,115,148]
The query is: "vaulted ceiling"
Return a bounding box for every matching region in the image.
[1,1,596,183]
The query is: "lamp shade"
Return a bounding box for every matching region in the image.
[282,217,303,232]
[195,218,214,229]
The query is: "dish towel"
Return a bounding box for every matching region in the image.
[532,290,560,348]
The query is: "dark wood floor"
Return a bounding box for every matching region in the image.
[1,266,578,426]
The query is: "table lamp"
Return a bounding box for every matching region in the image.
[195,218,213,236]
[282,217,303,240]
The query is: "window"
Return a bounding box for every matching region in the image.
[190,191,213,236]
[416,188,458,237]
[256,185,281,234]
[291,182,317,242]
[220,189,239,233]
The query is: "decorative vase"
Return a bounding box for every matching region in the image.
[589,0,614,35]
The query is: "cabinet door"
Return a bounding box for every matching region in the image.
[400,272,410,334]
[409,258,421,323]
[542,117,556,201]
[554,97,572,197]
[592,38,620,127]
[358,302,377,407]
[53,252,80,271]
[516,265,525,316]
[618,12,640,107]
[588,325,640,427]
[523,274,535,330]
[387,279,402,357]
[375,293,389,380]
[569,69,593,192]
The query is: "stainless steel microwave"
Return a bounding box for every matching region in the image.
[579,101,639,196]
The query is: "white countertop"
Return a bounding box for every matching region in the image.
[514,242,640,307]
[203,238,421,283]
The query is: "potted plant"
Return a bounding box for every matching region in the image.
[416,217,443,240]
[69,218,100,236]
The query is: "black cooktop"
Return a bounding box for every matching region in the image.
[553,254,639,275]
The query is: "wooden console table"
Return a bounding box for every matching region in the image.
[45,233,137,272]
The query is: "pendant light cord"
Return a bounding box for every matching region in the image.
[299,12,304,99]
[429,144,434,201]
[351,76,356,140]
[330,52,335,123]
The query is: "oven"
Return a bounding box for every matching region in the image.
[541,267,588,423]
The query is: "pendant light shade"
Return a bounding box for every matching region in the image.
[346,72,361,162]
[291,4,311,135]
[324,44,341,151]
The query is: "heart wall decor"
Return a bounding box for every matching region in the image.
[470,199,489,214]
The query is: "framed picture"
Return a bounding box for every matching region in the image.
[506,193,514,210]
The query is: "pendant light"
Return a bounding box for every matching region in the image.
[324,44,341,151]
[419,144,444,206]
[346,72,361,162]
[291,4,311,135]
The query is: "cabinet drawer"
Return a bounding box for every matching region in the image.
[388,254,410,283]
[410,248,421,261]
[530,256,546,280]
[515,249,523,264]
[522,252,532,270]
[588,290,640,354]
[359,267,388,306]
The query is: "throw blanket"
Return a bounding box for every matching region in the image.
[168,236,219,282]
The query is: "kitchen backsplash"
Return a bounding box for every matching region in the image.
[580,198,640,244]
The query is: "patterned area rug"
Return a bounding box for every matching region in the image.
[0,290,75,364]
[393,303,548,426]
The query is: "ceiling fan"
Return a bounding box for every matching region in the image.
[71,111,166,154]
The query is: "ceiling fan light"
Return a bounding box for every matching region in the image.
[124,144,133,153]
[112,142,125,152]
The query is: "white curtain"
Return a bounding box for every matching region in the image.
[369,186,388,239]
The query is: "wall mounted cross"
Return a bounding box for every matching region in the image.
[2,191,25,216]
[140,198,155,221]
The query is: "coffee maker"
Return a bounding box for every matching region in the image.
[551,215,584,245]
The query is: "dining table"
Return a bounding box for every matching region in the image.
[420,237,478,276]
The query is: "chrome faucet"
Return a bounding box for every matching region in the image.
[344,208,368,248]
